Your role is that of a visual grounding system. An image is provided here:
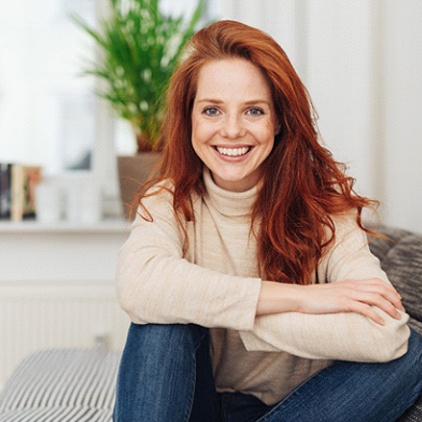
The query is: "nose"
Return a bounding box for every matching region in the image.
[220,114,246,139]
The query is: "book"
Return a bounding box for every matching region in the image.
[0,163,12,219]
[23,166,42,219]
[11,164,42,221]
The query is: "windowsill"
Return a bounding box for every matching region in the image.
[0,219,131,234]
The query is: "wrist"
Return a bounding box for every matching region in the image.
[256,280,301,316]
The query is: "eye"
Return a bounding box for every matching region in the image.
[203,107,220,116]
[247,107,264,116]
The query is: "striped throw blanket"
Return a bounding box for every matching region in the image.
[0,349,121,422]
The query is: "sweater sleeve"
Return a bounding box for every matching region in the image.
[239,214,410,362]
[115,187,261,331]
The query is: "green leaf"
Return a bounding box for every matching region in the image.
[73,0,209,151]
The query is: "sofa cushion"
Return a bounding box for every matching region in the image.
[368,226,422,422]
[381,234,422,322]
[369,227,422,323]
[369,226,412,261]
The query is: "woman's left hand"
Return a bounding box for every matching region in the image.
[294,278,405,325]
[257,278,405,325]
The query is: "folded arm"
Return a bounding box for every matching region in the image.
[116,189,261,331]
[240,215,410,362]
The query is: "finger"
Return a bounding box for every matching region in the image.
[340,287,400,321]
[366,295,401,320]
[374,286,404,312]
[346,287,402,319]
[383,292,405,312]
[351,302,385,325]
[357,279,404,311]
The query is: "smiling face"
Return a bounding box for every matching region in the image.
[191,58,279,192]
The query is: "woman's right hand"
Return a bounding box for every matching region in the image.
[257,278,405,325]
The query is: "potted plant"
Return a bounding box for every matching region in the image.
[73,0,206,217]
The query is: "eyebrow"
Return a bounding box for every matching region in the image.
[195,98,271,106]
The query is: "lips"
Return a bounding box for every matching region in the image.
[215,146,251,157]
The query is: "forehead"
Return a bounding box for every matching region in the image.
[195,58,272,100]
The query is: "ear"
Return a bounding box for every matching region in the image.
[274,120,281,136]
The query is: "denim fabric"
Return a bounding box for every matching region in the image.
[113,323,218,422]
[113,324,422,422]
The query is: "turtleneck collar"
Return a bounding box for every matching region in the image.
[203,168,258,217]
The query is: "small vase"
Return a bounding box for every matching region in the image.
[117,153,161,220]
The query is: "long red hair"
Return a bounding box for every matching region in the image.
[136,20,377,285]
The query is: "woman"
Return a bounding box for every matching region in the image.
[114,20,421,421]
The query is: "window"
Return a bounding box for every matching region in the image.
[0,0,97,175]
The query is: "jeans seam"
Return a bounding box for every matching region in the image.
[185,327,208,422]
[184,367,198,421]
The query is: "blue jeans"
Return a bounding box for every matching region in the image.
[113,323,422,421]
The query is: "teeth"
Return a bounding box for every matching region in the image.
[216,147,250,157]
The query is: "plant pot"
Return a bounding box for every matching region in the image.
[117,153,161,220]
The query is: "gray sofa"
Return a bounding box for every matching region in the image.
[369,226,422,421]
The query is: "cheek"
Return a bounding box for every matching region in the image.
[191,118,214,144]
[256,121,277,144]
[191,120,207,158]
[258,124,276,157]
[191,116,199,141]
[263,139,275,159]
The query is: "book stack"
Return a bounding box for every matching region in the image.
[0,163,42,221]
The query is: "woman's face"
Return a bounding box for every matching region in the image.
[191,58,279,192]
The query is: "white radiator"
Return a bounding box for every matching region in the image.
[0,281,130,390]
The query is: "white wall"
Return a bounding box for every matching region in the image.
[383,1,422,233]
[221,0,422,234]
[0,222,131,388]
[306,1,373,197]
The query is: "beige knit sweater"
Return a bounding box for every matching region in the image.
[116,169,410,405]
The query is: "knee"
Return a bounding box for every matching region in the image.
[123,323,207,358]
[118,323,209,389]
